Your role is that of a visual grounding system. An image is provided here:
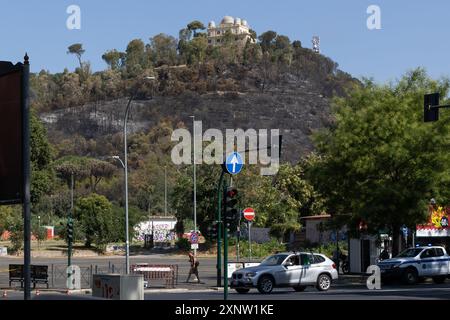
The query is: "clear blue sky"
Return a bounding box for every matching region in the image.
[1,0,449,82]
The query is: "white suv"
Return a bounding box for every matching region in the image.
[230,252,338,294]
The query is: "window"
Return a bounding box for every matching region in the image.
[217,31,221,35]
[420,249,436,259]
[284,255,299,266]
[313,255,326,264]
[208,40,212,44]
[260,254,289,266]
[216,39,220,43]
[435,248,445,257]
[300,253,313,265]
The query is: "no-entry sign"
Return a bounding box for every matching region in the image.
[243,208,255,222]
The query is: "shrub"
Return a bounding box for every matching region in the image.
[231,238,286,259]
[176,237,190,251]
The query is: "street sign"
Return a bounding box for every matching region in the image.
[243,208,255,222]
[225,152,243,175]
[190,232,199,244]
[0,61,25,204]
[191,243,199,250]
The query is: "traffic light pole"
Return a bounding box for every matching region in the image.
[68,173,74,267]
[216,170,225,287]
[223,180,229,300]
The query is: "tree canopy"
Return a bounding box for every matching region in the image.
[309,69,450,254]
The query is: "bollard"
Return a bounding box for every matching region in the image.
[2,290,7,298]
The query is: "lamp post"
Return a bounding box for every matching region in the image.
[115,76,155,275]
[190,115,197,257]
[164,166,168,216]
[37,215,41,250]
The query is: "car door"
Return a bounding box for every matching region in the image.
[419,248,436,276]
[298,253,316,284]
[432,248,448,275]
[276,254,302,286]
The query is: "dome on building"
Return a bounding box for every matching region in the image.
[221,16,234,24]
[241,20,248,27]
[234,17,241,25]
[208,21,216,28]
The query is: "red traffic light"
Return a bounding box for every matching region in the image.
[226,187,237,198]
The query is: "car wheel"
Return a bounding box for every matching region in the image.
[257,275,274,294]
[293,286,306,292]
[316,274,331,291]
[401,268,418,285]
[432,276,446,284]
[235,288,250,294]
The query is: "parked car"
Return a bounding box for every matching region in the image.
[377,246,450,285]
[230,252,338,294]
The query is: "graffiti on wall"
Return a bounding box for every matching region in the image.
[135,221,177,243]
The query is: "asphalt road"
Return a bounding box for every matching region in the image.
[2,255,450,300]
[3,282,450,300]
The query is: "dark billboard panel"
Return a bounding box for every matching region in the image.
[0,68,23,204]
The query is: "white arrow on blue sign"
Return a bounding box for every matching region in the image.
[225,152,243,175]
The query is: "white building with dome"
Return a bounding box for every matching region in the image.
[207,16,255,46]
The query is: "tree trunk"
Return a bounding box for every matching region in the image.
[391,224,401,256]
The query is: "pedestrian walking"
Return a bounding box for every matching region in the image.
[186,251,201,283]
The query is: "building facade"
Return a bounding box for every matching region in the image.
[207,16,255,46]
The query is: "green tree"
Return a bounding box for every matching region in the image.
[149,33,178,67]
[76,193,114,251]
[258,31,277,53]
[309,69,450,255]
[125,39,147,75]
[102,49,126,70]
[67,43,85,70]
[187,20,206,38]
[31,113,54,204]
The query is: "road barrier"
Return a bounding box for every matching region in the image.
[131,264,178,288]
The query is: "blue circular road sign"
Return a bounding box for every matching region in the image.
[225,152,243,175]
[190,232,198,244]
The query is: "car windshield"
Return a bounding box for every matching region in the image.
[260,254,289,266]
[396,248,423,258]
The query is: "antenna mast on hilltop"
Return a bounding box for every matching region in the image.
[312,36,320,53]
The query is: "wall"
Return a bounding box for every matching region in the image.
[135,219,177,245]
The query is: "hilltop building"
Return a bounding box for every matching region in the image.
[207,16,256,46]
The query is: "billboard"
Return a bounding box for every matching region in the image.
[0,62,23,204]
[416,205,450,237]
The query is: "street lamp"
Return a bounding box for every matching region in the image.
[117,76,156,275]
[37,215,41,250]
[190,115,197,257]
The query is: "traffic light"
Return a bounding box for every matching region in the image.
[424,93,439,122]
[207,221,219,240]
[67,218,73,241]
[224,187,238,231]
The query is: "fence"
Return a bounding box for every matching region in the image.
[1,262,127,289]
[1,261,180,289]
